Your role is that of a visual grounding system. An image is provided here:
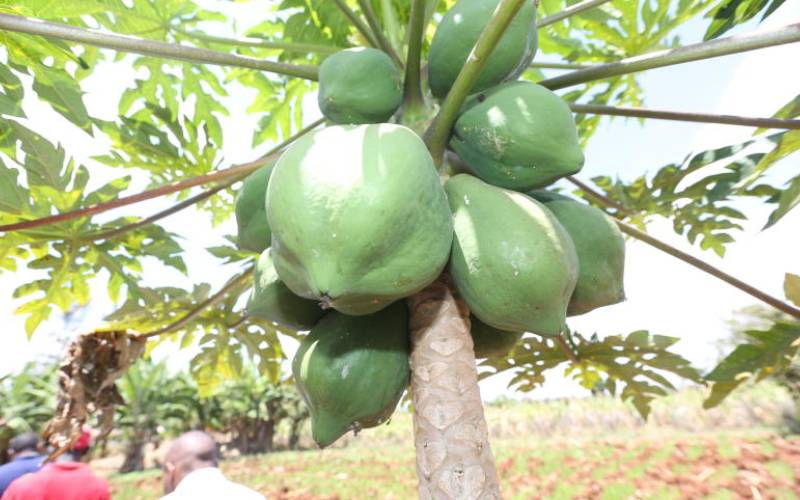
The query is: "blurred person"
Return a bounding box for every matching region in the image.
[161,431,263,499]
[1,427,110,500]
[0,433,44,495]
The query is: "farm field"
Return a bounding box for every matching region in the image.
[109,384,800,499]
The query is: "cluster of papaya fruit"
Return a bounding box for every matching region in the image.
[233,0,626,448]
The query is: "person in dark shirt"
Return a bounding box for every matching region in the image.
[1,427,109,500]
[0,432,44,495]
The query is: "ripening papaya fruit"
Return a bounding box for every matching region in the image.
[470,316,523,359]
[530,191,626,316]
[428,0,537,98]
[246,249,325,330]
[292,302,410,448]
[318,48,403,124]
[266,124,453,316]
[234,162,275,253]
[450,81,584,190]
[445,174,578,336]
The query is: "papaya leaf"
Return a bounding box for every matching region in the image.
[785,273,800,307]
[764,175,800,229]
[703,0,786,41]
[703,320,800,408]
[481,329,700,419]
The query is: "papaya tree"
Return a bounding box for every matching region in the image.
[1,0,799,497]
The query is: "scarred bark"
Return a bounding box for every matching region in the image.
[407,276,500,499]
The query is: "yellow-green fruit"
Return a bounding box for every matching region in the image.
[266,124,453,316]
[428,0,537,98]
[471,316,523,358]
[292,302,409,448]
[246,249,325,330]
[531,191,626,316]
[450,81,584,190]
[318,48,402,124]
[234,162,275,253]
[446,174,578,336]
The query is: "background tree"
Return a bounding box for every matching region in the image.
[0,0,798,496]
[0,362,56,463]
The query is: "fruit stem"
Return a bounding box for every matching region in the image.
[424,0,528,165]
[174,28,340,55]
[540,23,800,90]
[567,177,800,320]
[570,103,800,129]
[0,118,325,233]
[0,14,320,81]
[332,0,381,48]
[139,270,253,339]
[403,0,427,110]
[538,0,611,27]
[357,0,404,67]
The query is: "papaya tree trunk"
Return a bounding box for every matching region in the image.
[407,276,500,499]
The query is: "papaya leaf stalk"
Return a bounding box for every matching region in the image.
[568,177,800,320]
[356,0,404,66]
[570,103,800,129]
[332,0,380,48]
[403,0,427,109]
[424,0,528,165]
[0,118,325,233]
[541,23,800,90]
[140,270,253,339]
[0,14,320,80]
[538,0,611,27]
[175,29,340,55]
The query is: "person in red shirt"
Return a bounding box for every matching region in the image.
[1,427,110,500]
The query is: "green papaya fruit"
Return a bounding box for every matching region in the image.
[470,316,523,359]
[428,0,537,98]
[318,48,403,124]
[246,249,325,330]
[445,174,578,336]
[234,162,275,253]
[292,302,410,448]
[530,191,626,316]
[450,81,584,190]
[266,124,453,316]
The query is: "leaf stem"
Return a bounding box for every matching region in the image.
[616,220,800,320]
[538,0,611,27]
[403,0,427,108]
[568,177,800,320]
[570,103,800,129]
[79,181,234,242]
[176,28,340,55]
[139,270,253,339]
[556,336,579,363]
[332,0,380,48]
[531,61,590,69]
[0,14,319,80]
[356,0,404,66]
[0,118,325,233]
[541,23,800,90]
[380,0,403,55]
[424,0,527,164]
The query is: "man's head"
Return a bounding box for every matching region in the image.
[162,431,219,494]
[8,432,40,459]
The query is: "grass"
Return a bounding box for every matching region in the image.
[108,383,800,499]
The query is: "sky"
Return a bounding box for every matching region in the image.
[1,2,798,403]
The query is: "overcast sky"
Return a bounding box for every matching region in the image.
[1,2,798,402]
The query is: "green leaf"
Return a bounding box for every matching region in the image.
[765,175,800,228]
[785,273,800,307]
[704,321,800,408]
[703,0,786,40]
